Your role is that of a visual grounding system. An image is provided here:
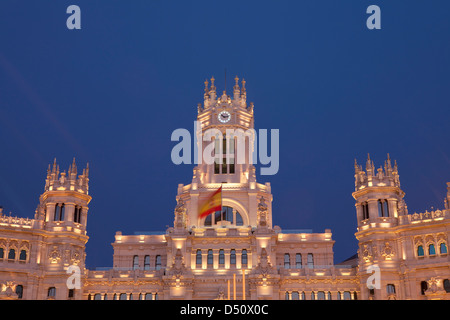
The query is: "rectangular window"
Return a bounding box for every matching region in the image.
[284,253,290,269]
[307,253,314,268]
[207,250,213,267]
[296,253,302,269]
[230,249,236,266]
[213,136,236,175]
[144,255,150,270]
[196,250,202,267]
[362,202,369,220]
[214,160,220,174]
[241,250,248,267]
[155,255,161,270]
[133,255,139,270]
[222,157,227,174]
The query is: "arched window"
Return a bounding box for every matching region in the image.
[113,293,117,300]
[54,204,60,221]
[343,291,351,300]
[285,291,289,300]
[0,248,4,259]
[291,291,299,300]
[230,249,236,266]
[94,294,101,300]
[300,292,305,300]
[327,291,332,300]
[74,206,82,223]
[19,250,27,262]
[296,253,302,269]
[428,244,436,255]
[420,281,428,295]
[444,279,450,293]
[387,284,396,295]
[241,249,248,267]
[377,199,389,217]
[284,253,290,269]
[48,287,56,299]
[440,243,448,254]
[145,293,152,300]
[16,285,23,299]
[104,294,108,300]
[68,289,74,298]
[219,249,225,265]
[417,245,424,257]
[317,291,325,300]
[129,293,133,300]
[54,203,65,221]
[337,291,342,300]
[362,202,369,220]
[119,293,127,300]
[8,249,15,260]
[155,255,161,270]
[204,214,212,226]
[311,291,315,300]
[204,206,244,227]
[132,255,139,270]
[144,255,150,270]
[384,200,389,217]
[154,293,158,300]
[196,250,202,267]
[214,136,235,174]
[207,250,213,267]
[307,253,314,268]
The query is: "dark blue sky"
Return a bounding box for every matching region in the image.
[0,1,449,268]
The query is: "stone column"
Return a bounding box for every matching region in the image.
[213,249,219,269]
[65,203,75,224]
[225,249,230,269]
[368,200,378,221]
[202,252,207,270]
[236,251,242,269]
[47,203,56,222]
[80,207,89,227]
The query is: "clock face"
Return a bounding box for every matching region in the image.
[218,111,231,123]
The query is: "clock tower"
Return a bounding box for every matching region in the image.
[174,76,273,230]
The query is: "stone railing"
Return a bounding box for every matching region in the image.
[409,209,448,224]
[0,215,33,228]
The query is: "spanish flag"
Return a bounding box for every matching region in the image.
[198,186,222,219]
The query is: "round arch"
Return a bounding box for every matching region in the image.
[198,198,249,227]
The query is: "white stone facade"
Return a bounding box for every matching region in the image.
[0,78,448,300]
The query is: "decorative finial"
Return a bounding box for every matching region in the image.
[204,79,209,93]
[210,76,216,93]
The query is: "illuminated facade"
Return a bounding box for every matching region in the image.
[0,78,448,300]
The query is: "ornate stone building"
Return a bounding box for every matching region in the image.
[0,78,448,300]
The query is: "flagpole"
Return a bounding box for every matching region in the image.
[243,270,246,300]
[234,273,236,300]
